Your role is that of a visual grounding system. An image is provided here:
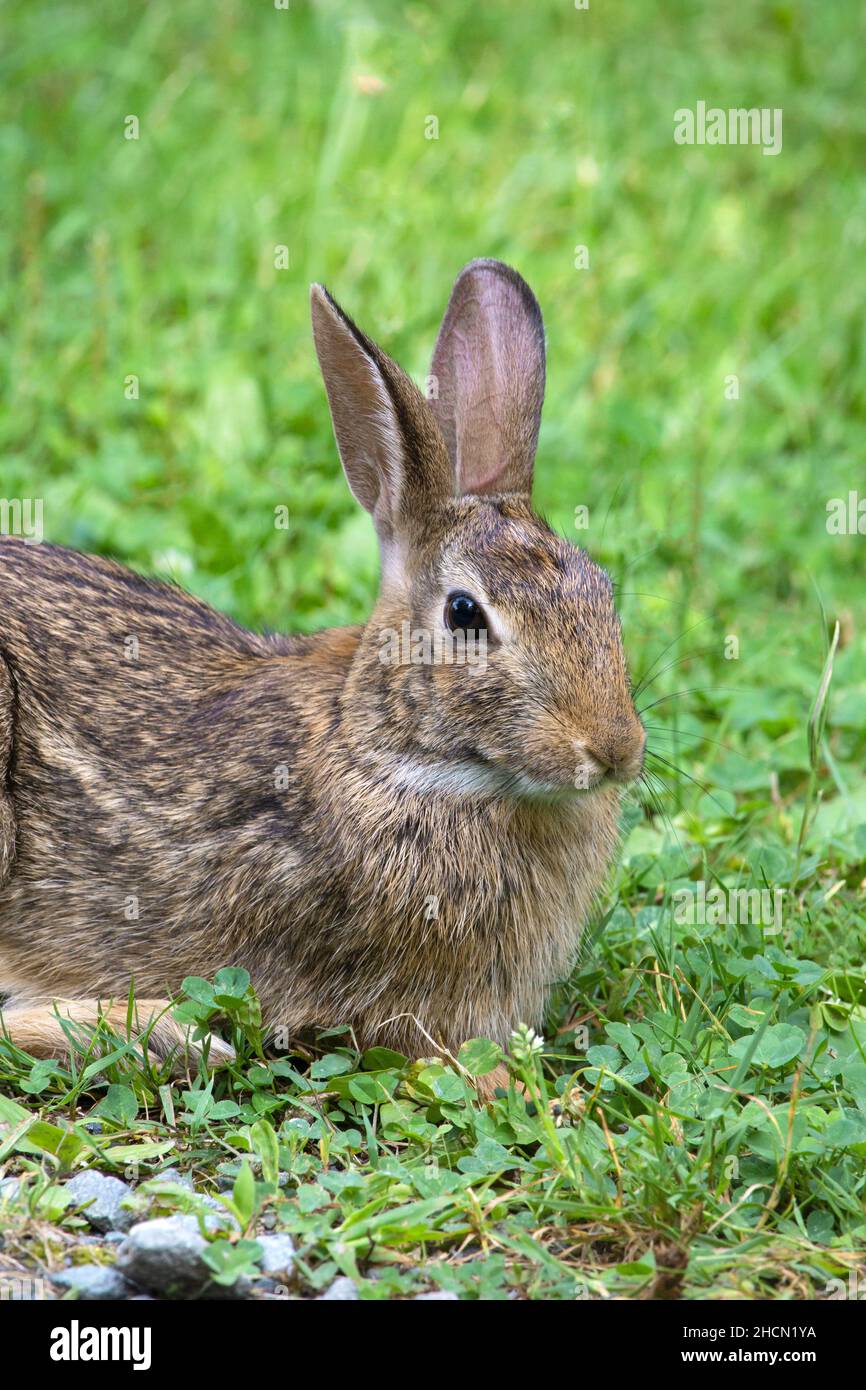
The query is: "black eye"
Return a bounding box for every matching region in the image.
[445,591,485,633]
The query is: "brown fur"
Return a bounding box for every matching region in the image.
[0,260,644,1084]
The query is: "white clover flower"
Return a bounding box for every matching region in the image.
[510,1024,545,1063]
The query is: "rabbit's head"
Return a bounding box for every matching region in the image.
[312,259,645,801]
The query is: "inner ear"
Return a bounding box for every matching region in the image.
[429,258,546,498]
[311,284,452,538]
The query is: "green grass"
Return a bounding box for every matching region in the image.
[1,0,865,1300]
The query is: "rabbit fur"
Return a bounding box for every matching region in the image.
[0,260,645,1086]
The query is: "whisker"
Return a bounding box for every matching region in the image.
[637,685,739,716]
[599,475,628,543]
[634,770,689,868]
[613,590,680,604]
[632,617,715,699]
[642,724,750,762]
[646,749,732,817]
[643,762,696,827]
[610,542,662,581]
[633,644,725,693]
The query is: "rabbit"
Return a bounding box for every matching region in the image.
[0,259,645,1093]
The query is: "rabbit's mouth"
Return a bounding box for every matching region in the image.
[477,735,641,803]
[504,766,617,803]
[387,750,619,803]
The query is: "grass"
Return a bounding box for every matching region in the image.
[1,0,865,1300]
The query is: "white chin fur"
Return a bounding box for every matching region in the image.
[388,755,598,802]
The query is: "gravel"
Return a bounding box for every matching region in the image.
[256,1233,295,1280]
[319,1276,360,1300]
[52,1265,133,1300]
[64,1172,135,1233]
[149,1168,195,1191]
[115,1214,249,1299]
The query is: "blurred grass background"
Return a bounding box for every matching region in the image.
[1,0,864,811]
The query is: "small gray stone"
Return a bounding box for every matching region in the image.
[256,1233,295,1279]
[0,1178,20,1202]
[150,1168,194,1191]
[115,1214,248,1299]
[115,1215,207,1296]
[414,1291,459,1301]
[65,1172,135,1233]
[217,1167,287,1190]
[200,1192,234,1216]
[52,1265,132,1300]
[319,1276,359,1301]
[144,1170,237,1231]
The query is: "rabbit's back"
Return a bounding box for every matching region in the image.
[0,537,358,1004]
[0,535,282,682]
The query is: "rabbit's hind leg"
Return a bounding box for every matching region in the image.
[0,997,235,1072]
[0,654,16,886]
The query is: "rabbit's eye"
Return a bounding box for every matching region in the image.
[445,591,485,633]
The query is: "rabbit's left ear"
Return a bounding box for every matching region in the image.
[311,285,451,540]
[429,259,546,498]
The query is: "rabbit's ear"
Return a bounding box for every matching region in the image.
[429,259,546,497]
[311,284,451,538]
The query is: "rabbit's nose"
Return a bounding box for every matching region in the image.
[584,720,646,783]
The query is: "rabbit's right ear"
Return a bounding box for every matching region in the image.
[429,259,546,498]
[311,285,451,540]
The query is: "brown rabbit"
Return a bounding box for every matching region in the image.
[0,260,645,1087]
